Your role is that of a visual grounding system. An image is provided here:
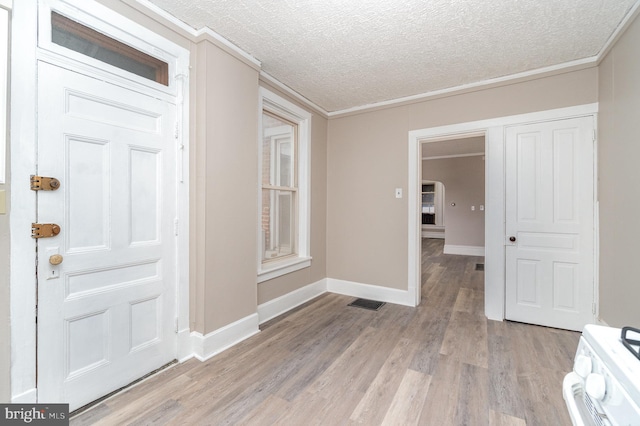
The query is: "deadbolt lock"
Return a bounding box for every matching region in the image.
[30,175,61,191]
[31,223,61,238]
[49,254,64,265]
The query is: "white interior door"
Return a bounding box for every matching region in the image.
[36,61,177,410]
[505,116,595,331]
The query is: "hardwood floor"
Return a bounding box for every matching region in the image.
[71,238,579,425]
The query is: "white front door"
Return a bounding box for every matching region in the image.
[505,116,595,331]
[36,61,177,410]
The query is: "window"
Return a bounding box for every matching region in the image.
[258,88,311,282]
[421,183,435,224]
[421,181,445,228]
[262,112,297,260]
[51,12,168,85]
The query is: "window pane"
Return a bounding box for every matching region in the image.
[51,12,168,85]
[279,140,292,187]
[261,189,296,261]
[262,112,295,187]
[422,193,434,204]
[422,213,435,225]
[422,193,434,213]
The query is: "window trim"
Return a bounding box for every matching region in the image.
[257,87,311,283]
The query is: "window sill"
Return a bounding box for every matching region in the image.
[258,256,312,283]
[422,225,445,230]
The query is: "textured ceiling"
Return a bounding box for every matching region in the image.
[147,0,638,113]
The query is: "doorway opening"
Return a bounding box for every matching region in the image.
[421,136,486,258]
[408,104,597,321]
[419,135,486,306]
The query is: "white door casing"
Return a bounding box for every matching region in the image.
[36,61,178,410]
[505,117,595,331]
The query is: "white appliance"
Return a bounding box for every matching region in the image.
[563,324,640,425]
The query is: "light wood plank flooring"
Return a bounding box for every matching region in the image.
[71,238,579,425]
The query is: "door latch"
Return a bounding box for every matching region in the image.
[30,175,61,191]
[31,223,61,238]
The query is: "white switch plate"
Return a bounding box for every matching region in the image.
[395,188,402,198]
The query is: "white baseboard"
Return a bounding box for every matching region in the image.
[12,388,37,403]
[258,279,327,324]
[326,278,415,307]
[190,313,260,362]
[443,244,485,256]
[177,328,194,362]
[183,278,416,364]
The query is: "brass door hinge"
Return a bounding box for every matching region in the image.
[30,175,60,191]
[32,223,61,238]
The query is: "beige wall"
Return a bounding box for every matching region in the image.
[423,155,485,247]
[257,81,328,305]
[598,13,640,327]
[193,40,260,334]
[327,68,598,290]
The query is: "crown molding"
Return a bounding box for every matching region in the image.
[597,0,640,63]
[328,56,597,118]
[129,0,639,120]
[194,27,261,71]
[259,72,328,118]
[129,0,261,70]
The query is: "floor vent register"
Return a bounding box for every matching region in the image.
[348,298,386,311]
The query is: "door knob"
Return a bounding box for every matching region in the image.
[509,236,516,242]
[49,254,63,265]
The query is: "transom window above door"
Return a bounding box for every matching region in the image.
[51,12,169,85]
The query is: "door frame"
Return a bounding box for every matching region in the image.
[407,103,598,319]
[9,0,190,403]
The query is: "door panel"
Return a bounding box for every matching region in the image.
[505,117,594,331]
[36,61,177,410]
